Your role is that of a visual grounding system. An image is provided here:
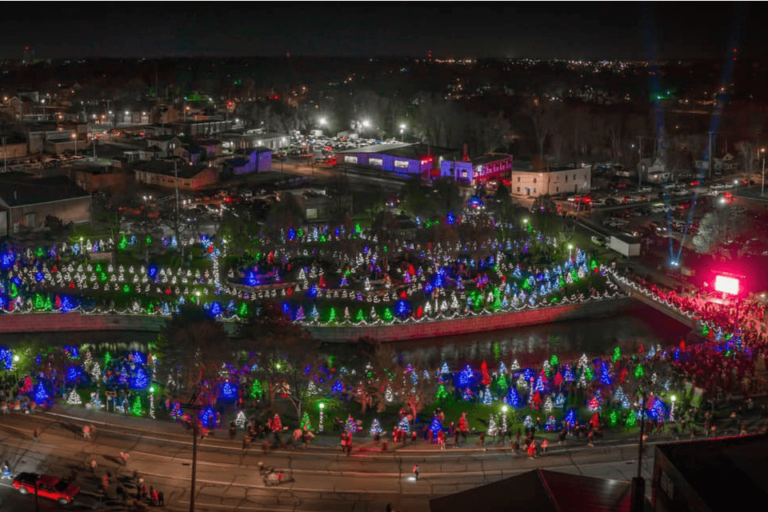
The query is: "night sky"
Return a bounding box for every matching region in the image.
[1,2,767,60]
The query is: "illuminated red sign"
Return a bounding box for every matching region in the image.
[714,275,739,295]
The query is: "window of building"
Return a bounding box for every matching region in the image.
[369,157,384,167]
[533,188,537,193]
[573,174,577,180]
[556,187,559,193]
[344,156,358,164]
[517,177,521,182]
[306,208,318,220]
[533,178,537,183]
[517,187,520,193]
[565,175,568,183]
[394,160,409,168]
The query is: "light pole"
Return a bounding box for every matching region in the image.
[318,403,325,432]
[72,133,77,157]
[761,148,765,197]
[501,405,508,433]
[568,244,574,260]
[399,123,406,142]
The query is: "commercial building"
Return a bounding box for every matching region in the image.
[336,143,459,176]
[173,119,234,138]
[638,157,671,183]
[0,174,91,236]
[652,434,768,512]
[132,160,218,191]
[220,131,288,152]
[511,166,591,197]
[221,147,272,177]
[440,153,513,184]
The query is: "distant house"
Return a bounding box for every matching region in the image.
[68,166,129,194]
[638,157,670,183]
[133,160,218,191]
[196,139,223,159]
[173,144,205,165]
[0,174,91,236]
[285,189,352,222]
[221,147,272,177]
[146,135,184,157]
[511,166,592,197]
[696,153,738,174]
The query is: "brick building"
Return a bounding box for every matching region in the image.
[0,174,91,236]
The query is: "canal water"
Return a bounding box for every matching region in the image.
[389,302,690,370]
[0,304,689,372]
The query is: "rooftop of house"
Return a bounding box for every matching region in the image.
[429,469,631,512]
[0,174,90,207]
[655,434,768,512]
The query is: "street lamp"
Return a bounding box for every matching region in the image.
[71,133,77,157]
[319,403,325,432]
[568,243,574,260]
[319,117,327,126]
[761,148,765,197]
[399,123,406,141]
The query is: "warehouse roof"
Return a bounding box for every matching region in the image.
[0,174,90,207]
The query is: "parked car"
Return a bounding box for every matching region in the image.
[13,473,80,505]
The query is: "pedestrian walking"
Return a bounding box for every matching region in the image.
[83,424,91,440]
[479,432,485,448]
[33,428,40,442]
[119,451,130,465]
[90,458,98,472]
[150,486,158,505]
[413,464,420,481]
[541,438,548,454]
[158,490,165,507]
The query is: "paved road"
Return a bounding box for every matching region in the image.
[0,409,660,512]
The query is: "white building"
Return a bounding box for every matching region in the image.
[511,166,591,197]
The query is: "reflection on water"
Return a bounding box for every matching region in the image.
[390,303,690,370]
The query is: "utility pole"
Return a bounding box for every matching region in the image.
[708,131,715,180]
[631,390,647,512]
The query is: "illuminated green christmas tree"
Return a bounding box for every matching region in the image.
[119,236,128,251]
[355,309,365,323]
[43,295,52,311]
[327,307,337,323]
[625,411,637,428]
[550,354,559,367]
[612,347,621,363]
[34,294,45,310]
[382,308,393,322]
[250,380,263,399]
[131,396,142,417]
[634,365,645,379]
[299,412,312,431]
[436,384,449,402]
[237,302,249,317]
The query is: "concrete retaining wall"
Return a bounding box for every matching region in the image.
[306,297,632,342]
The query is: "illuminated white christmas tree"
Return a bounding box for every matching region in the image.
[67,388,82,405]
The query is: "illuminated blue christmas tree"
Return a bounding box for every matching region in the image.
[34,381,49,404]
[508,387,521,407]
[600,362,612,385]
[370,418,382,436]
[440,362,450,375]
[429,416,443,437]
[130,367,149,390]
[221,381,237,400]
[564,409,577,425]
[200,406,217,428]
[555,393,566,409]
[331,380,343,394]
[499,362,507,374]
[523,415,533,429]
[482,386,493,405]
